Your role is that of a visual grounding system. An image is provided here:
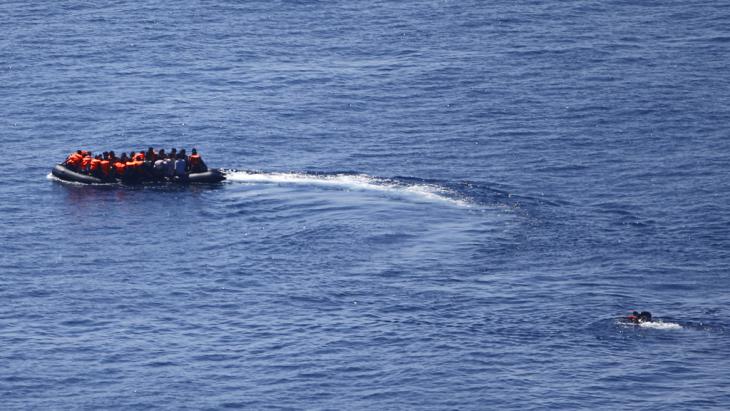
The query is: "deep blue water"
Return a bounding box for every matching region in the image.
[2,1,730,409]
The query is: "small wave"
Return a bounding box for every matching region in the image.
[639,321,682,330]
[225,170,470,206]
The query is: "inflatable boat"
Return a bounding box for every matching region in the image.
[51,164,226,185]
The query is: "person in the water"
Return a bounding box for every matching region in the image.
[625,311,652,324]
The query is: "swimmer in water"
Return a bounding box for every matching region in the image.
[625,311,652,324]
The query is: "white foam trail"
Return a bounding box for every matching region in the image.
[639,321,682,330]
[225,171,469,206]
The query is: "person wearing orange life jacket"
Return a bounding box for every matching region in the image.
[65,150,82,161]
[64,150,84,172]
[125,152,144,182]
[114,153,129,177]
[113,161,126,177]
[125,152,139,176]
[90,155,103,178]
[188,148,208,173]
[81,153,93,174]
[127,152,148,181]
[99,152,111,179]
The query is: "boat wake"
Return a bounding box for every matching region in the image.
[614,319,683,331]
[638,321,682,330]
[224,170,472,207]
[48,168,515,209]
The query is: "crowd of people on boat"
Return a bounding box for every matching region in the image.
[63,147,208,181]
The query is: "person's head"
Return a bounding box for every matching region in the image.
[102,151,108,159]
[121,153,128,161]
[171,148,177,153]
[109,150,115,159]
[159,148,165,156]
[147,147,154,154]
[180,148,186,155]
[77,150,82,155]
[639,311,652,322]
[191,148,197,155]
[95,154,102,160]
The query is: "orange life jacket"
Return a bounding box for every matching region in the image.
[189,154,201,166]
[133,153,145,162]
[82,156,92,169]
[100,160,110,176]
[114,162,126,175]
[126,161,137,169]
[90,159,101,171]
[66,153,83,166]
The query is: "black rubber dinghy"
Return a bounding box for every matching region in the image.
[51,164,226,185]
[52,164,104,184]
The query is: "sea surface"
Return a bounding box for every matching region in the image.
[2,1,730,410]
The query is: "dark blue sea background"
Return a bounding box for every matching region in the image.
[2,1,730,409]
